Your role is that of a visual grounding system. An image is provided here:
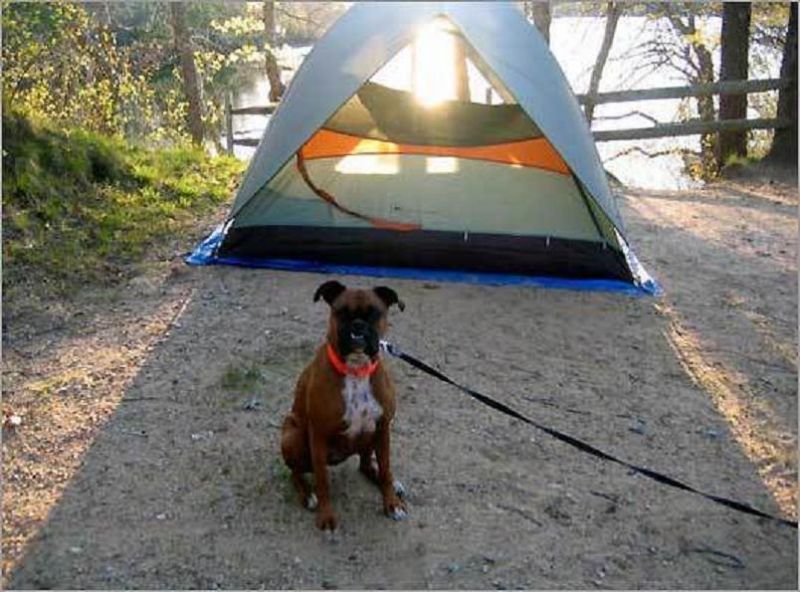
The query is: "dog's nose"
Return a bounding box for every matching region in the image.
[350,320,368,347]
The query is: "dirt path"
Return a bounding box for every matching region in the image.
[3,174,797,589]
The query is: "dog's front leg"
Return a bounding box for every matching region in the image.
[375,419,407,520]
[309,425,337,530]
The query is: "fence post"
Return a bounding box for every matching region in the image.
[225,92,234,156]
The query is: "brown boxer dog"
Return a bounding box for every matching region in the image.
[280,280,407,530]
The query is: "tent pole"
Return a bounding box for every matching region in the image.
[411,38,418,96]
[454,35,470,101]
[574,175,609,248]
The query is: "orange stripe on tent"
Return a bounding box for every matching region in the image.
[300,129,570,175]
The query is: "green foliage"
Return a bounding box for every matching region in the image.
[2,113,244,299]
[556,3,722,19]
[749,3,788,162]
[278,3,349,44]
[722,153,762,169]
[752,2,791,51]
[2,3,144,136]
[1,1,267,145]
[220,362,264,393]
[0,1,347,146]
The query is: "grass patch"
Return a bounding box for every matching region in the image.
[270,457,292,483]
[220,362,265,393]
[219,345,315,396]
[2,112,244,306]
[723,153,763,170]
[269,457,296,504]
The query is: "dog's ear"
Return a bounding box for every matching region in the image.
[373,286,405,312]
[313,280,346,305]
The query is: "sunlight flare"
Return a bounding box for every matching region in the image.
[425,156,459,174]
[413,18,457,107]
[334,154,400,175]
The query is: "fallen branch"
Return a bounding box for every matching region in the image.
[593,117,789,142]
[604,145,698,163]
[496,503,544,527]
[275,5,319,28]
[593,110,661,125]
[114,428,148,438]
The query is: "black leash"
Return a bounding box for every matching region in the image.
[380,341,797,529]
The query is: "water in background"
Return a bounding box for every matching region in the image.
[226,16,781,191]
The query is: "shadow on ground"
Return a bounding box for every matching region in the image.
[5,179,798,589]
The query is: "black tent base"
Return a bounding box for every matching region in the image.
[217,225,634,283]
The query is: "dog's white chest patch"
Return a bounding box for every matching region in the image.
[342,376,383,437]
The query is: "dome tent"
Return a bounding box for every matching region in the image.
[189,1,658,295]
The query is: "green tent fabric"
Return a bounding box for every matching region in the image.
[188,2,658,295]
[326,82,542,145]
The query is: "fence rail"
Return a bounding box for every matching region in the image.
[224,78,791,152]
[230,104,279,116]
[593,117,791,142]
[575,77,787,105]
[230,137,261,147]
[579,78,790,142]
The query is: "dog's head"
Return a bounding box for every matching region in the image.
[314,280,404,365]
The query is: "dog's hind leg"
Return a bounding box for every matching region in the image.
[359,450,380,484]
[292,473,317,510]
[281,413,316,510]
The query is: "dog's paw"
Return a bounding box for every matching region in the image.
[388,505,408,521]
[384,497,408,521]
[323,528,340,544]
[316,509,338,531]
[304,493,318,511]
[393,479,406,499]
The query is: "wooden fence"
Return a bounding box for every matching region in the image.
[577,78,790,141]
[224,77,791,153]
[224,94,277,151]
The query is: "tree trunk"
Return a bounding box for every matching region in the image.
[170,2,204,146]
[526,1,551,45]
[263,0,276,46]
[584,2,623,124]
[667,12,718,178]
[694,41,718,177]
[718,2,751,165]
[767,2,797,164]
[263,1,285,102]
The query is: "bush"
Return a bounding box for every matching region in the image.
[2,113,244,301]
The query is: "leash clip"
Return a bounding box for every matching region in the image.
[379,340,400,357]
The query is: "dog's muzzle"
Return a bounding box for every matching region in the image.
[349,320,369,351]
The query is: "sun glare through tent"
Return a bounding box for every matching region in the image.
[413,18,457,107]
[335,153,400,175]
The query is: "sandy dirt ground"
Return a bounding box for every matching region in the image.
[2,170,797,589]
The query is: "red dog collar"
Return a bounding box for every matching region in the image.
[326,343,379,378]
